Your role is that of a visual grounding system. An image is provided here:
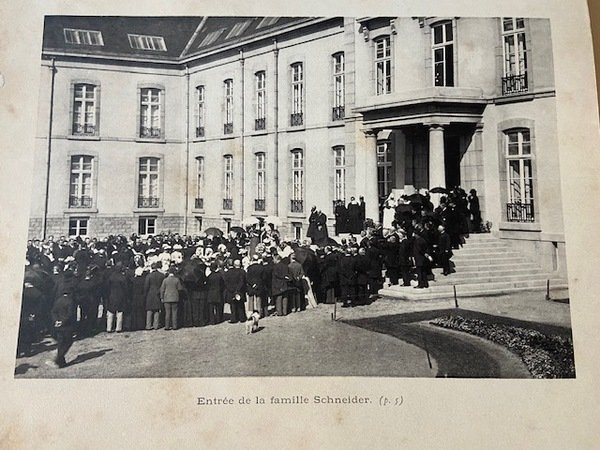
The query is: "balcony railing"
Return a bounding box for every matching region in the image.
[69,196,92,208]
[332,106,345,121]
[138,196,160,208]
[224,123,233,135]
[255,199,266,211]
[502,73,528,95]
[196,126,205,138]
[290,112,303,127]
[72,123,96,135]
[255,118,266,131]
[223,198,233,210]
[139,126,162,138]
[194,198,204,209]
[291,199,304,213]
[506,201,535,223]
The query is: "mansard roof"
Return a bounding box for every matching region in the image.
[42,16,316,62]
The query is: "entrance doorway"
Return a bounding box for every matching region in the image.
[444,135,461,189]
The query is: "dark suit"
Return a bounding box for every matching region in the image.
[223,268,247,323]
[272,261,291,316]
[206,271,224,324]
[413,235,430,288]
[338,254,357,306]
[354,254,370,305]
[51,293,76,367]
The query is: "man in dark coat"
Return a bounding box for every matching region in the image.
[246,255,266,317]
[468,189,482,233]
[398,230,414,287]
[144,262,165,330]
[105,261,131,332]
[381,234,400,286]
[354,247,371,305]
[288,253,305,312]
[261,256,274,315]
[320,246,339,304]
[413,227,433,289]
[437,225,453,276]
[271,255,291,316]
[50,289,77,368]
[206,263,224,325]
[338,249,357,307]
[365,241,384,297]
[222,260,247,323]
[76,265,103,336]
[334,200,348,235]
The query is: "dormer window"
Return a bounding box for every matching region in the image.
[128,34,167,51]
[226,21,252,39]
[257,17,280,29]
[199,29,225,47]
[64,29,104,46]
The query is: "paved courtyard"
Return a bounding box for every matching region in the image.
[14,289,571,379]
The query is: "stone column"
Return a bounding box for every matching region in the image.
[363,129,379,221]
[428,124,446,206]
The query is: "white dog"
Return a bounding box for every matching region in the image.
[245,311,261,334]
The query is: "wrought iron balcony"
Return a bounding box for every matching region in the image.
[139,126,162,138]
[138,196,160,208]
[290,199,304,213]
[332,106,345,121]
[196,126,205,138]
[255,199,266,211]
[224,123,233,135]
[194,198,204,209]
[290,113,303,127]
[255,118,266,131]
[223,198,233,210]
[72,123,96,135]
[502,73,528,95]
[506,201,535,222]
[69,196,92,208]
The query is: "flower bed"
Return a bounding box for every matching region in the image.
[429,315,575,378]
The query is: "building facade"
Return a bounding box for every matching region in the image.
[31,16,567,274]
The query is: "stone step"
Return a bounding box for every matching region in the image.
[380,279,568,301]
[452,249,523,258]
[451,256,530,266]
[427,273,559,286]
[431,267,547,279]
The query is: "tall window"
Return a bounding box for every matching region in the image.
[223,155,233,210]
[377,141,392,200]
[224,79,234,134]
[255,71,266,130]
[195,156,204,209]
[68,218,88,237]
[505,129,534,222]
[375,36,392,95]
[333,146,346,202]
[140,88,162,138]
[72,84,98,135]
[502,18,528,95]
[332,52,345,121]
[196,85,205,137]
[291,63,304,126]
[138,157,160,208]
[255,152,266,211]
[69,156,93,208]
[291,149,304,212]
[432,21,454,87]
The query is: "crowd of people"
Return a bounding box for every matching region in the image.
[18,186,483,368]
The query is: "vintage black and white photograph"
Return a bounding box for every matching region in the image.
[15,15,575,379]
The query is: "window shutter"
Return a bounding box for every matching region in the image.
[68,82,75,135]
[160,88,166,139]
[136,87,141,137]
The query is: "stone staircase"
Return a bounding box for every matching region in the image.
[379,233,569,300]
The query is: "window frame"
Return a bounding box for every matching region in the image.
[71,83,99,136]
[376,141,393,200]
[138,216,157,236]
[64,28,104,46]
[374,36,392,95]
[68,217,89,237]
[69,155,94,208]
[138,86,164,139]
[501,17,528,95]
[291,149,304,212]
[333,145,346,202]
[290,62,304,126]
[128,34,167,51]
[431,21,454,87]
[223,154,234,210]
[255,152,266,211]
[137,157,161,208]
[255,71,266,130]
[195,156,205,209]
[504,129,535,222]
[195,85,205,138]
[224,79,234,134]
[332,52,345,121]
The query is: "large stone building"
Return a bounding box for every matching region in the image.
[30,16,567,274]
